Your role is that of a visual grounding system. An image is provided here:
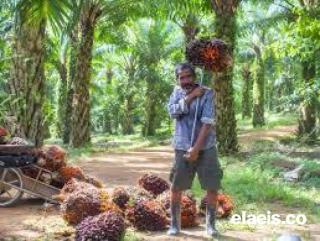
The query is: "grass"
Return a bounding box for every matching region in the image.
[123,230,141,241]
[237,112,298,131]
[191,152,320,227]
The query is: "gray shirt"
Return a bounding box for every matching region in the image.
[167,83,216,151]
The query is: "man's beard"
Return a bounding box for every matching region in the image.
[182,83,197,92]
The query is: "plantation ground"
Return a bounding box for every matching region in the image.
[0,123,320,241]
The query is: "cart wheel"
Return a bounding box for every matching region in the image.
[0,168,23,207]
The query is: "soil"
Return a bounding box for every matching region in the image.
[0,125,319,241]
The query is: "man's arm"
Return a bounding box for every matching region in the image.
[167,86,205,119]
[167,87,189,119]
[186,89,216,161]
[192,123,212,151]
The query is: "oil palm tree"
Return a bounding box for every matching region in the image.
[70,0,142,147]
[132,19,180,136]
[9,0,71,146]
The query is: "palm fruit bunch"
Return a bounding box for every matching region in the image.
[199,193,234,218]
[157,190,170,214]
[61,187,120,225]
[125,199,168,231]
[75,211,125,241]
[99,190,122,214]
[58,166,86,183]
[37,145,67,172]
[57,166,104,188]
[54,178,98,202]
[112,187,130,210]
[157,191,198,228]
[186,38,232,72]
[0,127,9,144]
[21,166,40,179]
[8,137,29,145]
[83,175,104,188]
[138,173,169,196]
[125,186,153,202]
[180,193,199,228]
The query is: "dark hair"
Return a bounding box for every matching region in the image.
[175,63,196,79]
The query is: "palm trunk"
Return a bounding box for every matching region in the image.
[211,0,240,153]
[241,64,252,119]
[143,80,157,136]
[122,60,136,135]
[9,16,46,147]
[56,61,68,138]
[71,5,102,147]
[122,98,134,134]
[252,45,265,127]
[63,28,78,144]
[298,59,317,140]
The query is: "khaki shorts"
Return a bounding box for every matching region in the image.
[169,145,223,191]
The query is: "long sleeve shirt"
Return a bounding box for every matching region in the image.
[167,83,216,151]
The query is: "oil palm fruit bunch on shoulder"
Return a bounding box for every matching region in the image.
[126,199,168,231]
[186,38,232,72]
[112,187,130,210]
[138,173,169,196]
[199,193,234,218]
[75,210,125,241]
[61,188,120,225]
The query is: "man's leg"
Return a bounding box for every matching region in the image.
[167,188,182,235]
[206,189,219,237]
[196,146,223,237]
[168,150,196,235]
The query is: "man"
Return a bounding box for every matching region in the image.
[167,63,223,237]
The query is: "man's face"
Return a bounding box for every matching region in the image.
[177,69,195,92]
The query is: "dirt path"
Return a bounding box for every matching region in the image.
[1,125,319,241]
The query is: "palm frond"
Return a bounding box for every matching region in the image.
[16,0,72,34]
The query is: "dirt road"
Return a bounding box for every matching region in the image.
[1,126,319,241]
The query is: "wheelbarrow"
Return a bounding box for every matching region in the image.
[0,145,60,207]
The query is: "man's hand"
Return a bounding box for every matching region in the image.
[185,87,205,105]
[190,86,205,97]
[184,147,200,162]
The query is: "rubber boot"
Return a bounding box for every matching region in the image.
[167,202,181,235]
[206,204,219,237]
